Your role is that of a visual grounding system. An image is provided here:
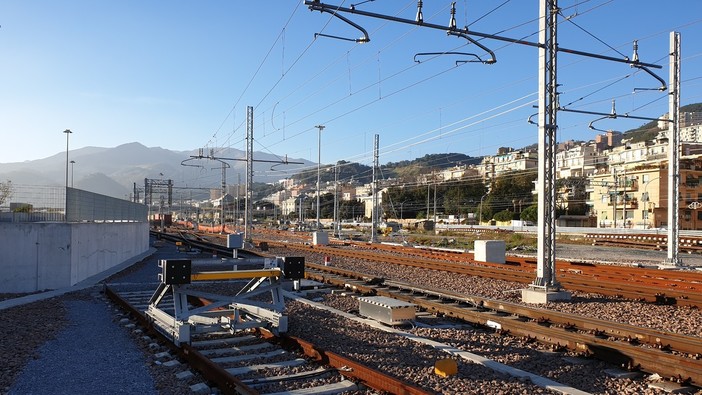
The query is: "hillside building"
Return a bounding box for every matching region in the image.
[588,149,702,229]
[479,149,538,182]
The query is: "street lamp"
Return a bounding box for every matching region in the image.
[63,129,72,190]
[70,160,75,188]
[314,124,325,230]
[478,191,489,226]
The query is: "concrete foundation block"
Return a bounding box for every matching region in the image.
[521,288,571,304]
[474,240,506,263]
[312,231,329,246]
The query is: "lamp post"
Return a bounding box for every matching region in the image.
[63,129,72,190]
[478,191,489,226]
[70,160,75,188]
[314,124,325,230]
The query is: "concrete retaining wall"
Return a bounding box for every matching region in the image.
[0,222,149,293]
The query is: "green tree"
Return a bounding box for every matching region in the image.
[490,170,537,214]
[0,180,11,206]
[493,209,515,222]
[520,204,538,223]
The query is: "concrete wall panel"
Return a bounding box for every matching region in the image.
[0,222,148,293]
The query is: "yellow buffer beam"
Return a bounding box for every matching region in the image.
[191,269,282,281]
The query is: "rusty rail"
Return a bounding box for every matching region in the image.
[257,329,431,395]
[262,240,702,307]
[104,285,258,395]
[303,264,702,386]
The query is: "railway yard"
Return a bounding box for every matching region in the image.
[2,226,702,394]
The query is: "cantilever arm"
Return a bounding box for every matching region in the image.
[588,115,617,134]
[313,8,370,43]
[587,99,619,133]
[447,30,496,64]
[631,64,667,91]
[414,51,487,64]
[181,157,206,168]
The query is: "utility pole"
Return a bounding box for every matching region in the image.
[433,178,437,224]
[612,168,617,228]
[426,183,430,221]
[370,134,379,243]
[666,32,682,266]
[236,174,241,231]
[622,168,627,227]
[524,0,568,303]
[334,164,339,236]
[315,125,325,230]
[246,106,254,241]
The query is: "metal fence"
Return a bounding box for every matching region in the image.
[0,185,147,223]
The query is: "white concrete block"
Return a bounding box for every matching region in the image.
[521,288,572,304]
[312,231,329,246]
[474,240,506,263]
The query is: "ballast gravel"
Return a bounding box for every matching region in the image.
[8,296,158,395]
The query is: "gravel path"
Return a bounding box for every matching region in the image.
[8,294,158,395]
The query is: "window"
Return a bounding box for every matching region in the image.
[643,210,649,220]
[642,174,650,184]
[684,210,692,221]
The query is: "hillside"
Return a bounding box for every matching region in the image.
[625,103,702,143]
[290,153,482,185]
[0,143,314,199]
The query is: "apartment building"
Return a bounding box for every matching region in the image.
[589,149,702,229]
[479,148,538,182]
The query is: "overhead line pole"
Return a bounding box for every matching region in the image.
[246,106,254,241]
[666,32,682,266]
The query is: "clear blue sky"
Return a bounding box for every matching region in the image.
[1,1,701,171]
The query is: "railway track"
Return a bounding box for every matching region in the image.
[150,230,702,391]
[105,283,431,395]
[162,228,702,309]
[255,239,702,308]
[302,263,702,387]
[586,233,702,253]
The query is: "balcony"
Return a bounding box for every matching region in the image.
[608,198,638,209]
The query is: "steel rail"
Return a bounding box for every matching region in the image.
[303,265,702,386]
[262,240,702,307]
[257,329,432,395]
[159,230,702,305]
[104,285,258,395]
